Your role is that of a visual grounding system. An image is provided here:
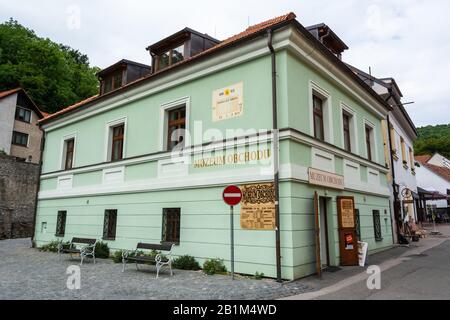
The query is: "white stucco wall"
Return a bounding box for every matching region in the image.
[0,93,17,154]
[415,165,450,209]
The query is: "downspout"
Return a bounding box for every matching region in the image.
[267,29,282,283]
[31,129,45,248]
[385,89,400,243]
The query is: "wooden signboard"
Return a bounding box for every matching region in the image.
[240,183,275,230]
[337,196,359,266]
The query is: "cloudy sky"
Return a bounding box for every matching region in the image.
[1,0,449,127]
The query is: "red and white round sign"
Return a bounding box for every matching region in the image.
[222,185,242,206]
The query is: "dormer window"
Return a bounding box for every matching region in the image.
[148,28,220,73]
[155,43,186,72]
[101,69,124,94]
[97,60,151,96]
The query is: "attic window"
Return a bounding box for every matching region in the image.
[102,69,124,94]
[156,43,185,72]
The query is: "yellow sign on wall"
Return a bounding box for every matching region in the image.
[212,82,243,122]
[240,183,275,230]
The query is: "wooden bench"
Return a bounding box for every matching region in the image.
[122,243,175,278]
[58,238,98,265]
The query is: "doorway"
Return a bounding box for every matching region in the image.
[319,197,330,268]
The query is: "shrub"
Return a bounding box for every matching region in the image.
[254,272,265,280]
[172,255,201,270]
[203,258,227,275]
[39,241,62,252]
[94,241,110,259]
[112,250,125,263]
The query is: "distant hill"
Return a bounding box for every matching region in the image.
[414,124,450,159]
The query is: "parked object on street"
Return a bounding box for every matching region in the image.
[58,237,98,265]
[122,242,174,278]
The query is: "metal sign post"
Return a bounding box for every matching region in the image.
[230,205,234,280]
[222,185,242,281]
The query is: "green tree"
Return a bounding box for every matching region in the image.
[414,124,450,159]
[0,18,99,113]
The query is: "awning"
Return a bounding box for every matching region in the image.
[417,187,448,200]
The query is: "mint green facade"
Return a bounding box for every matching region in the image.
[35,26,393,280]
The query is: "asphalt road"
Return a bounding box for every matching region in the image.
[317,238,450,300]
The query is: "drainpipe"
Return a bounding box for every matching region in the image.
[267,29,282,283]
[385,90,401,243]
[31,130,45,248]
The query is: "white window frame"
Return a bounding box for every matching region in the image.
[309,81,333,143]
[340,102,359,154]
[104,117,127,162]
[59,132,77,170]
[159,96,190,152]
[363,119,378,163]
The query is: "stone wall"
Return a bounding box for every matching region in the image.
[0,153,40,239]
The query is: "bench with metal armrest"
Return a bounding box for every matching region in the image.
[122,242,175,278]
[58,238,98,265]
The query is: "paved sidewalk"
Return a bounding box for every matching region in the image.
[0,239,313,300]
[282,224,450,300]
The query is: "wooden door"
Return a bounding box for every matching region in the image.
[337,196,359,266]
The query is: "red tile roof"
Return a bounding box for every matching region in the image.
[0,88,22,99]
[415,155,432,164]
[422,163,450,182]
[39,13,297,124]
[0,87,45,118]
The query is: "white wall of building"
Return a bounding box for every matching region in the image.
[415,165,450,209]
[0,93,17,154]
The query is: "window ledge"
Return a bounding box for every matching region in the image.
[102,237,116,241]
[375,237,384,242]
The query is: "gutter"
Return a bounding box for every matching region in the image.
[385,90,401,244]
[267,29,282,283]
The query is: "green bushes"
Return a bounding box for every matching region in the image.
[38,241,61,252]
[254,272,265,280]
[94,241,110,259]
[203,258,227,275]
[172,255,201,270]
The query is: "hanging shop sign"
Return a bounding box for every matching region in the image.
[308,168,344,190]
[240,183,275,230]
[212,82,243,122]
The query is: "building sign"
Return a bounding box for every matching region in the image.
[308,168,344,190]
[193,149,271,168]
[338,197,355,228]
[240,183,275,230]
[212,82,243,122]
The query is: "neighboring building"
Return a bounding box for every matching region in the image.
[34,13,395,280]
[0,88,45,164]
[415,153,450,217]
[0,153,40,239]
[347,66,419,241]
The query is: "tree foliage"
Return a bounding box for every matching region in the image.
[0,19,99,113]
[414,124,450,159]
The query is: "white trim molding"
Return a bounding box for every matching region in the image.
[309,80,334,144]
[340,102,359,154]
[102,166,125,185]
[363,119,379,163]
[59,132,77,170]
[159,96,191,152]
[57,175,73,190]
[104,116,128,162]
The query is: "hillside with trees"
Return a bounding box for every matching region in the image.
[0,19,99,113]
[414,124,450,159]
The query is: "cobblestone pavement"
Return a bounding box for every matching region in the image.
[0,238,314,300]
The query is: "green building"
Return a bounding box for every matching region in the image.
[34,13,394,280]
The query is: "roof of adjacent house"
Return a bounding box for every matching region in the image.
[39,12,393,125]
[0,87,45,119]
[416,155,450,182]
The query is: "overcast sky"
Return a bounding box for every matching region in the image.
[1,0,449,127]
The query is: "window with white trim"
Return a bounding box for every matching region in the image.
[310,82,332,143]
[105,118,127,162]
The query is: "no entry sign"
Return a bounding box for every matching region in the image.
[223,185,242,206]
